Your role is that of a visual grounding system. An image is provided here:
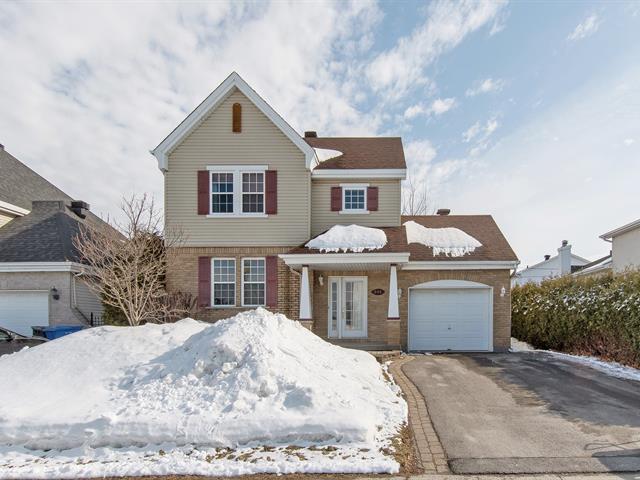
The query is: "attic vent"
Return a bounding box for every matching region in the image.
[436,208,450,216]
[232,103,242,133]
[304,131,317,138]
[70,200,90,219]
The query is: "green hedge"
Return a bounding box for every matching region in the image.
[512,271,640,368]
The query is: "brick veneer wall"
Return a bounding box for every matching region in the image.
[398,269,512,352]
[167,247,300,322]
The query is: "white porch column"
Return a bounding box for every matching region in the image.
[387,264,399,319]
[299,265,312,320]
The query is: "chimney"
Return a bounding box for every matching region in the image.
[70,200,90,219]
[304,131,317,138]
[436,208,450,216]
[558,239,572,275]
[544,254,551,261]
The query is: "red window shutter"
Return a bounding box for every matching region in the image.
[266,256,278,307]
[197,170,209,215]
[265,170,277,214]
[198,257,211,307]
[367,186,378,211]
[331,186,342,211]
[232,103,242,133]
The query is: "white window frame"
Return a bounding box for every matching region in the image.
[340,183,369,214]
[241,257,266,307]
[211,258,236,307]
[207,165,269,218]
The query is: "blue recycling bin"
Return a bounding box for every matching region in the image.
[41,325,85,340]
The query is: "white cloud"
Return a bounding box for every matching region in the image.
[435,65,640,267]
[462,122,482,142]
[403,97,455,119]
[0,1,383,222]
[623,138,635,146]
[567,13,601,41]
[367,0,505,99]
[462,116,499,144]
[465,77,505,97]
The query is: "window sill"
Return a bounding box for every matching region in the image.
[206,213,269,219]
[339,210,370,215]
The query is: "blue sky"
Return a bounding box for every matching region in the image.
[0,0,639,268]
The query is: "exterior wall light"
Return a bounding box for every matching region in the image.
[51,286,60,300]
[500,286,506,298]
[318,275,324,286]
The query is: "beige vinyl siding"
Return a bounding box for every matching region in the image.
[311,179,401,236]
[0,213,15,228]
[165,89,310,246]
[72,276,103,322]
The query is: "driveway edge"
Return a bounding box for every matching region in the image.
[389,356,450,474]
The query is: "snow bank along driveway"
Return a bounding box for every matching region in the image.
[0,309,406,478]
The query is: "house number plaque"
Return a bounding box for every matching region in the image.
[371,288,385,296]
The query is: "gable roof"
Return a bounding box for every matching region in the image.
[151,72,317,172]
[600,217,640,240]
[287,215,518,263]
[0,148,72,212]
[304,137,407,170]
[0,201,102,263]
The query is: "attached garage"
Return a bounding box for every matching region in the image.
[408,280,493,352]
[0,291,49,336]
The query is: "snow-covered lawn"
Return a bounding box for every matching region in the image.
[0,309,407,478]
[510,337,640,382]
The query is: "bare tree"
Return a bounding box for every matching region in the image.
[74,194,192,326]
[402,174,434,215]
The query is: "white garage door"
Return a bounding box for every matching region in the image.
[0,291,49,336]
[409,284,492,352]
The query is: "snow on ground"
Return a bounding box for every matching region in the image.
[510,337,640,382]
[313,147,343,163]
[404,221,482,257]
[0,309,406,478]
[306,224,387,253]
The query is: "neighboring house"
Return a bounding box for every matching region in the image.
[600,218,640,273]
[151,72,518,352]
[573,254,612,278]
[512,240,590,286]
[0,146,105,336]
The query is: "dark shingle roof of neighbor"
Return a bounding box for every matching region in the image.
[0,148,73,210]
[0,201,100,263]
[289,215,518,263]
[304,137,407,170]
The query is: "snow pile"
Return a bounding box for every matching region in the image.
[0,309,406,477]
[404,220,482,257]
[306,224,387,253]
[314,147,343,163]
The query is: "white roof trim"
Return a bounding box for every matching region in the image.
[0,200,29,217]
[279,252,409,267]
[600,218,640,240]
[0,262,87,273]
[312,168,407,180]
[409,279,491,289]
[150,72,317,172]
[404,260,519,271]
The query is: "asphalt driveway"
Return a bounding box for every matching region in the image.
[402,352,640,474]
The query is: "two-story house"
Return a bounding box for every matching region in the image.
[152,73,518,352]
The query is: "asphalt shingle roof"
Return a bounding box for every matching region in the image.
[304,137,407,170]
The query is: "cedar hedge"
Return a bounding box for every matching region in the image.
[512,271,640,368]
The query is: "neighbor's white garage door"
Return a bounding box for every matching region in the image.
[409,286,492,352]
[0,291,49,336]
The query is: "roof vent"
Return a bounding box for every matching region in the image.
[544,254,551,261]
[304,131,317,138]
[436,208,450,216]
[70,200,90,219]
[561,239,568,247]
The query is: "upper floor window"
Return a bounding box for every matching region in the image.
[342,185,368,213]
[208,166,267,217]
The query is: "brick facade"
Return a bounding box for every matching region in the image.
[167,246,300,322]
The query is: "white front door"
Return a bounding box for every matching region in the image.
[328,277,367,338]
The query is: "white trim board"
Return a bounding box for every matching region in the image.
[151,72,317,172]
[0,200,30,217]
[404,261,519,270]
[600,218,640,240]
[312,169,407,179]
[0,262,86,273]
[279,252,409,267]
